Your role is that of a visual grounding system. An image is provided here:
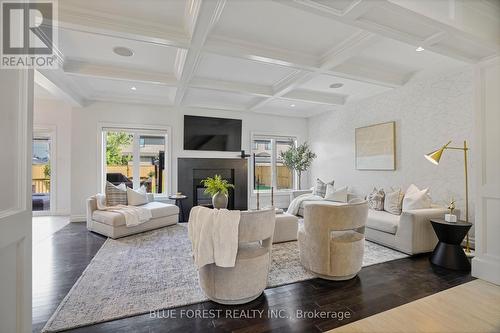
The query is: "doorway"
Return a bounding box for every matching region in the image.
[32,129,56,215]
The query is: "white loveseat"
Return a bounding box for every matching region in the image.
[290,190,447,255]
[86,194,179,238]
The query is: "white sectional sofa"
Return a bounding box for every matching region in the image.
[86,195,179,238]
[290,190,447,255]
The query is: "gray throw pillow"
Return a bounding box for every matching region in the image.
[367,187,385,211]
[105,182,128,206]
[313,178,334,197]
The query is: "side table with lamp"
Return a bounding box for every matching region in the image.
[424,140,473,270]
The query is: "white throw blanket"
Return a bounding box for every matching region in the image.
[287,193,324,215]
[101,205,152,227]
[188,206,241,269]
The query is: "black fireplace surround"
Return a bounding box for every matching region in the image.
[178,158,248,221]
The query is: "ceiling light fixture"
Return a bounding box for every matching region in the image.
[290,104,296,107]
[131,86,137,91]
[329,83,344,89]
[416,46,425,52]
[113,46,134,57]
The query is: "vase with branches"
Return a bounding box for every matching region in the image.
[201,175,235,209]
[280,142,316,189]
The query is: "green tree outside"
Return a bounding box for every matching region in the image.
[106,132,133,165]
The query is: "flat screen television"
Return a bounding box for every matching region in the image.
[184,115,242,152]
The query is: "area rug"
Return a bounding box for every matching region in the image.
[42,224,408,332]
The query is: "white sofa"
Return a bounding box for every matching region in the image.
[291,190,447,255]
[86,194,179,238]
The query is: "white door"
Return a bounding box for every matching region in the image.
[472,57,500,285]
[0,69,33,332]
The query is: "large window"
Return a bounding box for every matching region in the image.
[102,128,168,194]
[252,135,296,191]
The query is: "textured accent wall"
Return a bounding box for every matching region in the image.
[308,67,475,226]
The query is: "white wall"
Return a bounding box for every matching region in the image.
[472,57,500,285]
[70,102,308,219]
[34,98,72,215]
[308,67,475,225]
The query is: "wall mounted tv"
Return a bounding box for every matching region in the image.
[183,115,242,152]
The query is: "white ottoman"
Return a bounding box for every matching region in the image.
[273,213,299,243]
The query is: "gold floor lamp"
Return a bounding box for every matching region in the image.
[424,140,470,253]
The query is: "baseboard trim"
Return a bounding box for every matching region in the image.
[70,215,86,222]
[472,255,500,285]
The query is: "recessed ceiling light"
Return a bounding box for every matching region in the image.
[416,46,425,52]
[113,46,134,57]
[131,86,137,91]
[329,83,344,89]
[290,104,296,107]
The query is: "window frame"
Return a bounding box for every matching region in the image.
[250,133,298,194]
[98,123,172,196]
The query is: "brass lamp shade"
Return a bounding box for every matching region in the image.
[424,141,451,165]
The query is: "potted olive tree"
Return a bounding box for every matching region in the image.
[201,175,235,209]
[280,142,316,189]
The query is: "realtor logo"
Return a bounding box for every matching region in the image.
[1,0,58,68]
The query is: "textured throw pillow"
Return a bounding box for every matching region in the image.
[384,188,404,215]
[127,187,148,206]
[367,187,385,211]
[402,184,432,211]
[105,182,128,206]
[313,178,334,197]
[324,184,348,203]
[95,193,107,210]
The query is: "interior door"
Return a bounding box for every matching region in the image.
[0,69,33,332]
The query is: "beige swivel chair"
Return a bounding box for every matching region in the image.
[298,201,368,280]
[198,208,275,304]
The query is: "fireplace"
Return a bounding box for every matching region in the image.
[178,158,248,221]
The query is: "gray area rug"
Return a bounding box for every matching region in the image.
[42,224,407,332]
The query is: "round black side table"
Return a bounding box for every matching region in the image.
[430,218,472,271]
[169,195,187,223]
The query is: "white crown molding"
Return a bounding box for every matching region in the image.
[35,70,87,107]
[281,89,347,105]
[190,77,273,97]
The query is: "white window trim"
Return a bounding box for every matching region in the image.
[250,132,298,195]
[97,122,172,195]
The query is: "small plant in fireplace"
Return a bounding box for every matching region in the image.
[200,175,235,209]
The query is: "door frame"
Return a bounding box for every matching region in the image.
[32,125,57,216]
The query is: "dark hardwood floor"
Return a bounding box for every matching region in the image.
[33,222,474,333]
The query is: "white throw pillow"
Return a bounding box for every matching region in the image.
[95,193,107,210]
[402,184,432,211]
[384,188,404,215]
[127,187,148,206]
[313,178,334,197]
[324,184,348,203]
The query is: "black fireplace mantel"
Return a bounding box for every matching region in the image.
[177,158,248,221]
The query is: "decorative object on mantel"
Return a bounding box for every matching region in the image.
[445,198,457,223]
[200,175,234,209]
[280,141,317,189]
[425,140,471,252]
[355,121,396,170]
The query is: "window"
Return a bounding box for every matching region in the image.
[32,137,51,211]
[102,128,168,194]
[252,135,296,191]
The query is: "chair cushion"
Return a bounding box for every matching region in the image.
[92,202,179,227]
[366,209,400,234]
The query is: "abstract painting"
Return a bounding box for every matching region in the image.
[355,121,396,170]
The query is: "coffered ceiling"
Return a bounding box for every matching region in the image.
[35,0,500,117]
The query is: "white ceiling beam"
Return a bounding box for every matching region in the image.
[63,60,178,86]
[281,89,347,105]
[174,0,227,105]
[58,5,190,49]
[35,70,86,107]
[189,78,272,97]
[204,35,319,70]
